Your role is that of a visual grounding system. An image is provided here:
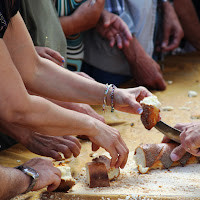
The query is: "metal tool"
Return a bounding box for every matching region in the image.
[155,121,181,143]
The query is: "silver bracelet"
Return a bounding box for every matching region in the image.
[161,0,168,2]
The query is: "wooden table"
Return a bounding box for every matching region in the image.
[1,53,200,200]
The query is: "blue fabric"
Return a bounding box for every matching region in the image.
[104,0,125,15]
[81,62,131,87]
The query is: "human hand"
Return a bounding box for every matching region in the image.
[72,0,105,32]
[35,46,65,66]
[124,37,166,91]
[113,86,152,114]
[160,2,184,52]
[21,133,81,160]
[131,55,166,91]
[22,158,61,192]
[96,10,132,49]
[169,122,200,161]
[88,120,129,169]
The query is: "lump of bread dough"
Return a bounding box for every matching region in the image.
[86,155,120,188]
[140,96,161,130]
[134,143,200,174]
[54,162,75,192]
[188,90,198,97]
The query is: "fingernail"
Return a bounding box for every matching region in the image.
[162,42,167,48]
[170,153,178,161]
[137,108,143,114]
[61,56,65,63]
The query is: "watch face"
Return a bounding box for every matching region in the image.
[23,167,39,179]
[16,165,39,194]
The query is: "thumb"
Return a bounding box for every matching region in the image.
[92,142,100,151]
[102,14,111,27]
[162,29,170,50]
[128,99,143,114]
[170,144,186,161]
[174,123,187,131]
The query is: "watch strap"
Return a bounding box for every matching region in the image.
[15,165,39,194]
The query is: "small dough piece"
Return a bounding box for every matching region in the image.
[134,143,200,174]
[54,162,75,192]
[86,155,120,188]
[140,96,161,130]
[188,90,198,97]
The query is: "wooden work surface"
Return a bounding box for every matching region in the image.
[1,53,200,200]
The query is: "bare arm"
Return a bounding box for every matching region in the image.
[161,1,184,51]
[0,166,31,200]
[123,36,166,91]
[59,0,104,36]
[0,12,152,168]
[0,158,61,199]
[4,13,106,105]
[174,0,200,50]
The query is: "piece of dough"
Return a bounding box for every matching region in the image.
[54,162,76,192]
[140,96,161,130]
[86,155,120,188]
[134,143,200,174]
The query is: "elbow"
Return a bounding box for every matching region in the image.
[0,103,29,125]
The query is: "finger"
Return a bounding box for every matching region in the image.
[56,144,73,159]
[63,136,82,149]
[47,175,61,192]
[121,27,132,43]
[53,166,62,178]
[170,144,186,161]
[46,48,65,64]
[115,143,128,169]
[116,34,123,49]
[127,98,143,114]
[48,150,63,161]
[161,136,172,143]
[92,142,100,151]
[161,28,170,51]
[110,149,119,168]
[155,76,167,91]
[66,141,81,158]
[162,37,179,52]
[189,148,200,157]
[174,123,188,131]
[121,34,130,47]
[109,37,116,47]
[102,13,111,27]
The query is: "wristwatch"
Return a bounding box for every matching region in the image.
[15,165,39,194]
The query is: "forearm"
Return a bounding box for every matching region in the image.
[11,95,100,137]
[59,15,82,36]
[174,0,200,49]
[4,13,106,106]
[0,166,30,200]
[123,36,151,71]
[27,57,106,105]
[0,120,31,144]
